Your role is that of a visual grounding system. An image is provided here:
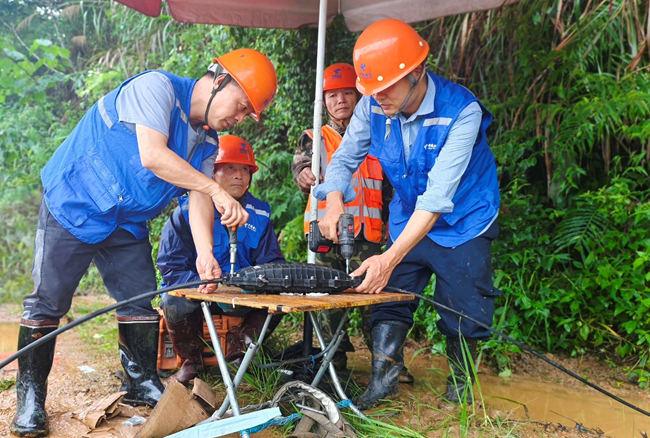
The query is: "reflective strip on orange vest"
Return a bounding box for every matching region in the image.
[303,125,384,243]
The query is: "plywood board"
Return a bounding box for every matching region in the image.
[168,289,414,313]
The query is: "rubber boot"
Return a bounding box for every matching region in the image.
[224,309,283,367]
[445,336,478,405]
[10,320,58,438]
[166,312,205,386]
[117,316,165,408]
[353,321,409,410]
[364,326,414,384]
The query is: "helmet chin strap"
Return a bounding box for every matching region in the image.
[203,63,233,132]
[382,66,426,140]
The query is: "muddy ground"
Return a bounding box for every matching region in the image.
[1,296,649,438]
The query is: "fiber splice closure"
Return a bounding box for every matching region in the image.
[222,263,361,293]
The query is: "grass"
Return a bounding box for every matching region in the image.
[0,378,15,392]
[194,326,537,437]
[69,296,119,357]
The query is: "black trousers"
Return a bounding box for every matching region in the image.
[22,198,158,320]
[371,221,499,340]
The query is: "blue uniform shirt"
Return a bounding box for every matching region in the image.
[156,192,286,288]
[314,72,499,247]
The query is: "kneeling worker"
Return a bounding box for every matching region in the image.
[157,135,286,385]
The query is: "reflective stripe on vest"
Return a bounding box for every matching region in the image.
[303,125,384,243]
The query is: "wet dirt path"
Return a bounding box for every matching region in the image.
[0,300,149,438]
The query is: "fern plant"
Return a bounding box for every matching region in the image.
[551,202,609,253]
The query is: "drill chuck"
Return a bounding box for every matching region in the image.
[338,213,355,261]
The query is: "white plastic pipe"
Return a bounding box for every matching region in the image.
[307,0,328,264]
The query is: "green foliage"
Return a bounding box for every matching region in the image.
[491,168,650,373]
[278,214,308,263]
[0,378,15,392]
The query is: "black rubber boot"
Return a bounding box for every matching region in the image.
[117,316,165,408]
[166,312,205,386]
[224,309,283,367]
[10,319,58,438]
[354,321,409,410]
[445,336,478,405]
[364,327,414,384]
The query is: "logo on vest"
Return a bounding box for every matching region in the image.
[244,223,256,232]
[424,143,438,151]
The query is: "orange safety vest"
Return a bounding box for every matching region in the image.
[303,125,384,243]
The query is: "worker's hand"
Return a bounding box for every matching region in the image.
[210,187,249,227]
[297,168,317,193]
[196,252,221,294]
[350,253,397,294]
[318,205,345,243]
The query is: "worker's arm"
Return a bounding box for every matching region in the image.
[117,71,248,228]
[352,103,483,294]
[315,96,373,241]
[292,133,318,193]
[188,190,222,293]
[352,211,440,293]
[136,125,248,227]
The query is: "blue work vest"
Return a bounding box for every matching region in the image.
[178,193,271,270]
[369,72,500,248]
[41,70,219,244]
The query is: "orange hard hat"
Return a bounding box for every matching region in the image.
[216,49,278,122]
[323,63,357,91]
[214,135,259,173]
[353,19,429,95]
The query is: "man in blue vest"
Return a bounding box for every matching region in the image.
[11,50,278,437]
[157,135,285,385]
[314,19,501,410]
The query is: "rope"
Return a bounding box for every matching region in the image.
[245,412,302,434]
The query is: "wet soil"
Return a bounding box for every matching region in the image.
[1,300,649,437]
[347,335,650,437]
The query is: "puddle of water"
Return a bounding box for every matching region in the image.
[0,322,19,353]
[480,374,650,438]
[349,352,650,438]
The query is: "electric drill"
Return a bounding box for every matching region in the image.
[227,226,238,275]
[308,213,355,273]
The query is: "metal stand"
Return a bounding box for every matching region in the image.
[201,301,252,438]
[199,303,366,425]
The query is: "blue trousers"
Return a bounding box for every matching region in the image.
[371,221,499,339]
[22,198,158,320]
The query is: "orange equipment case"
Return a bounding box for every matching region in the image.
[156,309,243,371]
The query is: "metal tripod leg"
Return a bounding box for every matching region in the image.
[211,312,275,421]
[200,301,251,438]
[309,310,367,418]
